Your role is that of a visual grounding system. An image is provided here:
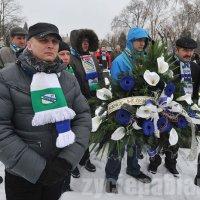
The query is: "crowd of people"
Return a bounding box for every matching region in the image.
[0,22,199,200]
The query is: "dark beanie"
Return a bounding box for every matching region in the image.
[59,41,70,52]
[176,37,197,49]
[10,27,27,37]
[27,22,62,41]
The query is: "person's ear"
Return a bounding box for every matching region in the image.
[26,40,32,51]
[10,36,14,43]
[175,47,179,54]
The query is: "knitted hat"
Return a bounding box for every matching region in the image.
[59,41,70,52]
[10,27,27,37]
[176,37,197,49]
[27,22,62,41]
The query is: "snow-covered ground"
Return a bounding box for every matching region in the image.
[0,148,200,200]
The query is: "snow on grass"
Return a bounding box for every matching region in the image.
[0,148,200,200]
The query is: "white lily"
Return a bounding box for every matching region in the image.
[136,104,157,119]
[143,70,160,86]
[91,116,102,132]
[169,128,178,146]
[104,77,110,86]
[191,104,200,112]
[191,117,200,124]
[168,101,183,113]
[95,107,108,119]
[136,106,151,118]
[111,127,126,141]
[132,121,142,130]
[176,93,193,105]
[155,131,160,138]
[101,111,108,118]
[96,88,112,100]
[157,56,169,74]
[167,70,174,78]
[95,106,103,116]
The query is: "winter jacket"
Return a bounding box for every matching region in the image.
[70,54,102,98]
[70,29,104,98]
[110,27,150,81]
[95,50,111,69]
[0,53,92,184]
[0,47,16,68]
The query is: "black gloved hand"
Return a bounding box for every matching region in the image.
[38,157,72,186]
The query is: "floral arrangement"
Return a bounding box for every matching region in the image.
[91,42,200,159]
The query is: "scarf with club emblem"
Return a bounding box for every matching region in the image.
[31,72,76,148]
[25,49,76,148]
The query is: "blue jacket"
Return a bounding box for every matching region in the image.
[110,27,149,81]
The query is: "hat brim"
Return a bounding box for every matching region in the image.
[176,44,197,49]
[11,32,27,36]
[34,31,62,41]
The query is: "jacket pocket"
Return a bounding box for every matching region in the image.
[21,138,42,148]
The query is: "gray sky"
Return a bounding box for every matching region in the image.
[19,0,130,39]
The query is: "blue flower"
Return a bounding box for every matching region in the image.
[142,120,154,136]
[177,116,188,128]
[119,76,135,91]
[164,82,176,97]
[158,96,168,107]
[188,110,196,118]
[157,116,172,133]
[115,109,131,126]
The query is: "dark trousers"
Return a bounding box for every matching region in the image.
[196,153,200,177]
[79,148,90,166]
[62,173,71,192]
[5,172,63,200]
[149,144,179,170]
[62,148,90,191]
[105,145,140,181]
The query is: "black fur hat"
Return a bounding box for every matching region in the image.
[70,29,99,53]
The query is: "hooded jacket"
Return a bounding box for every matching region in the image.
[0,51,91,184]
[110,27,150,81]
[70,29,103,98]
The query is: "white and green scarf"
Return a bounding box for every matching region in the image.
[31,72,76,148]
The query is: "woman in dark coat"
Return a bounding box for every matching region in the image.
[69,29,103,178]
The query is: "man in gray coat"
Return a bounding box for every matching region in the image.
[0,22,91,200]
[0,27,27,68]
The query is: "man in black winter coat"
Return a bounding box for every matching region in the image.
[148,37,200,179]
[0,23,91,200]
[0,27,27,68]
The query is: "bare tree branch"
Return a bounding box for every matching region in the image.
[0,0,23,40]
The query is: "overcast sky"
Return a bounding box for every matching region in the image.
[19,0,130,39]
